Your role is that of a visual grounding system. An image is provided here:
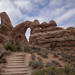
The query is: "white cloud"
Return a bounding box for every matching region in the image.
[59,23,75,29]
[55,8,75,25]
[14,0,33,11]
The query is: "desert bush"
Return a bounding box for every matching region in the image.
[4,42,22,52]
[16,45,22,52]
[15,41,20,45]
[4,43,12,50]
[30,50,33,54]
[24,45,31,52]
[57,52,60,55]
[58,57,64,61]
[29,61,33,66]
[4,50,11,55]
[31,66,75,75]
[52,60,60,65]
[71,73,75,75]
[31,54,36,60]
[64,63,71,74]
[1,57,7,63]
[11,40,14,45]
[70,57,75,62]
[53,53,59,57]
[29,61,39,68]
[64,48,71,51]
[31,71,42,75]
[31,46,41,51]
[45,52,48,55]
[41,53,48,58]
[50,42,57,50]
[45,62,55,68]
[37,57,44,68]
[61,53,70,60]
[37,57,42,61]
[72,64,75,68]
[38,61,44,68]
[37,51,42,55]
[31,68,56,75]
[63,58,68,62]
[51,47,55,50]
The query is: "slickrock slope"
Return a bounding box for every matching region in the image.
[0,12,75,49]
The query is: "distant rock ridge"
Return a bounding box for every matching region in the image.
[0,12,75,49]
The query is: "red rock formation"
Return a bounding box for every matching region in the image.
[0,12,75,49]
[0,12,13,44]
[0,12,13,36]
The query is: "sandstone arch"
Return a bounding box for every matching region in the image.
[0,12,75,49]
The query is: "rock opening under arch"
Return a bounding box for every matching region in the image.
[25,28,31,42]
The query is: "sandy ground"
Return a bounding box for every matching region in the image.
[33,53,65,67]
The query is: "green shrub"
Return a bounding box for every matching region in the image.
[51,47,55,50]
[45,62,54,68]
[4,50,11,55]
[4,41,22,52]
[1,57,7,63]
[41,53,48,58]
[24,45,31,52]
[63,58,68,62]
[71,73,75,75]
[72,64,75,68]
[50,42,57,50]
[15,41,20,45]
[53,53,59,57]
[37,57,42,61]
[16,45,22,52]
[38,61,44,68]
[31,46,41,51]
[4,43,12,50]
[70,57,75,62]
[29,59,44,69]
[29,61,33,66]
[37,51,42,55]
[31,54,36,60]
[52,60,60,65]
[29,61,39,68]
[64,63,71,74]
[11,40,14,45]
[45,52,48,55]
[58,57,63,61]
[32,71,42,75]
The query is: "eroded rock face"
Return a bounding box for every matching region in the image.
[0,12,75,49]
[0,12,13,43]
[0,12,13,35]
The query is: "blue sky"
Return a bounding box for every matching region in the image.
[0,0,75,41]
